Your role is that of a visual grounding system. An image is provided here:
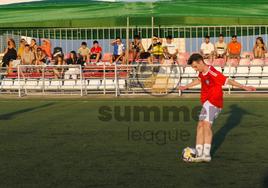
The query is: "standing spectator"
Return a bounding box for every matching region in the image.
[66,51,78,65]
[41,39,52,59]
[2,38,17,67]
[227,35,241,61]
[35,47,46,65]
[17,38,26,59]
[253,37,267,58]
[21,44,35,65]
[200,36,214,61]
[110,37,125,64]
[163,35,178,61]
[78,42,90,64]
[90,41,102,63]
[214,34,227,60]
[147,36,163,64]
[130,35,144,62]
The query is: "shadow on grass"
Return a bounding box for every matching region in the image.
[263,172,268,188]
[0,103,55,120]
[211,104,261,156]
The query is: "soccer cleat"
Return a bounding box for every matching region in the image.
[190,156,204,163]
[202,155,212,162]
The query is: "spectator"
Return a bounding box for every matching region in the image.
[227,35,241,61]
[53,55,66,79]
[2,38,17,67]
[110,37,125,64]
[41,39,52,59]
[162,46,173,64]
[163,35,178,61]
[30,39,38,54]
[215,34,227,60]
[253,37,267,58]
[17,38,26,59]
[78,41,90,64]
[21,44,35,65]
[90,40,102,63]
[130,35,144,62]
[66,51,78,65]
[200,35,214,61]
[35,47,46,65]
[147,36,163,64]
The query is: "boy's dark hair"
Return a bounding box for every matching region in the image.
[93,40,99,44]
[187,53,204,65]
[81,42,87,46]
[205,35,210,39]
[166,35,173,40]
[232,35,237,38]
[134,35,140,39]
[25,44,30,47]
[219,34,224,37]
[116,36,121,40]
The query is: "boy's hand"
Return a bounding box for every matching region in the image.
[242,85,256,91]
[178,86,187,91]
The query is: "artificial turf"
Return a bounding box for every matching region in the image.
[0,98,267,187]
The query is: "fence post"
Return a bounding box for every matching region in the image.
[228,62,231,94]
[18,65,21,97]
[115,64,118,97]
[80,65,83,97]
[126,17,130,64]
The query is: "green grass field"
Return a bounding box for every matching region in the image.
[1,0,268,27]
[0,97,267,188]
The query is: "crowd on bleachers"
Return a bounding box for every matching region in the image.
[1,34,268,70]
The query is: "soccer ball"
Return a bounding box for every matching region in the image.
[182,147,197,162]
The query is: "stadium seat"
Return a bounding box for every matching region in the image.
[249,66,263,77]
[251,59,264,66]
[62,80,76,90]
[1,79,14,90]
[86,79,100,90]
[247,78,260,87]
[99,79,115,90]
[262,66,268,76]
[102,53,112,62]
[213,58,226,67]
[227,59,239,67]
[184,66,198,77]
[25,79,39,90]
[236,66,249,76]
[48,80,62,90]
[259,79,268,88]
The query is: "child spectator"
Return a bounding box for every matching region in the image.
[78,42,90,64]
[110,37,125,64]
[30,39,38,54]
[253,37,267,58]
[130,35,144,62]
[200,36,214,61]
[53,55,66,79]
[162,46,173,64]
[163,35,178,61]
[214,34,227,59]
[35,47,46,65]
[90,41,102,63]
[147,36,163,64]
[2,38,17,67]
[21,44,35,65]
[17,38,26,59]
[227,35,241,61]
[67,51,78,65]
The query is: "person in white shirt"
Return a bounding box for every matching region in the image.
[214,34,227,60]
[163,35,179,62]
[200,36,214,61]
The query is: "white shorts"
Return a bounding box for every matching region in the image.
[199,100,221,124]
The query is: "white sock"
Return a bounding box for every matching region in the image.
[196,144,203,157]
[203,144,211,156]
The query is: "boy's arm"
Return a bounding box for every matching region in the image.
[178,78,201,91]
[227,79,256,91]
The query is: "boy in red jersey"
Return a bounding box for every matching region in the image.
[179,53,256,162]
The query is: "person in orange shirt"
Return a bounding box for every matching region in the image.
[227,35,241,61]
[41,39,52,60]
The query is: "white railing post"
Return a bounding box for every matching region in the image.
[18,65,21,97]
[115,63,118,97]
[80,65,83,97]
[228,63,231,94]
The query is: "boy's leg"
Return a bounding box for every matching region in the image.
[203,121,213,161]
[196,120,205,157]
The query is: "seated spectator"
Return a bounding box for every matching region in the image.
[253,37,267,58]
[21,44,35,65]
[41,39,52,60]
[227,35,241,61]
[78,42,90,64]
[35,47,46,65]
[161,46,173,64]
[2,38,17,67]
[53,55,66,79]
[130,35,144,62]
[214,34,227,60]
[163,35,178,62]
[147,36,163,64]
[67,51,78,65]
[30,39,38,54]
[17,38,26,59]
[200,36,214,61]
[90,41,102,63]
[110,37,125,64]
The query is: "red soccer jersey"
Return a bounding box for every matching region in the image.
[198,66,228,108]
[91,46,102,54]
